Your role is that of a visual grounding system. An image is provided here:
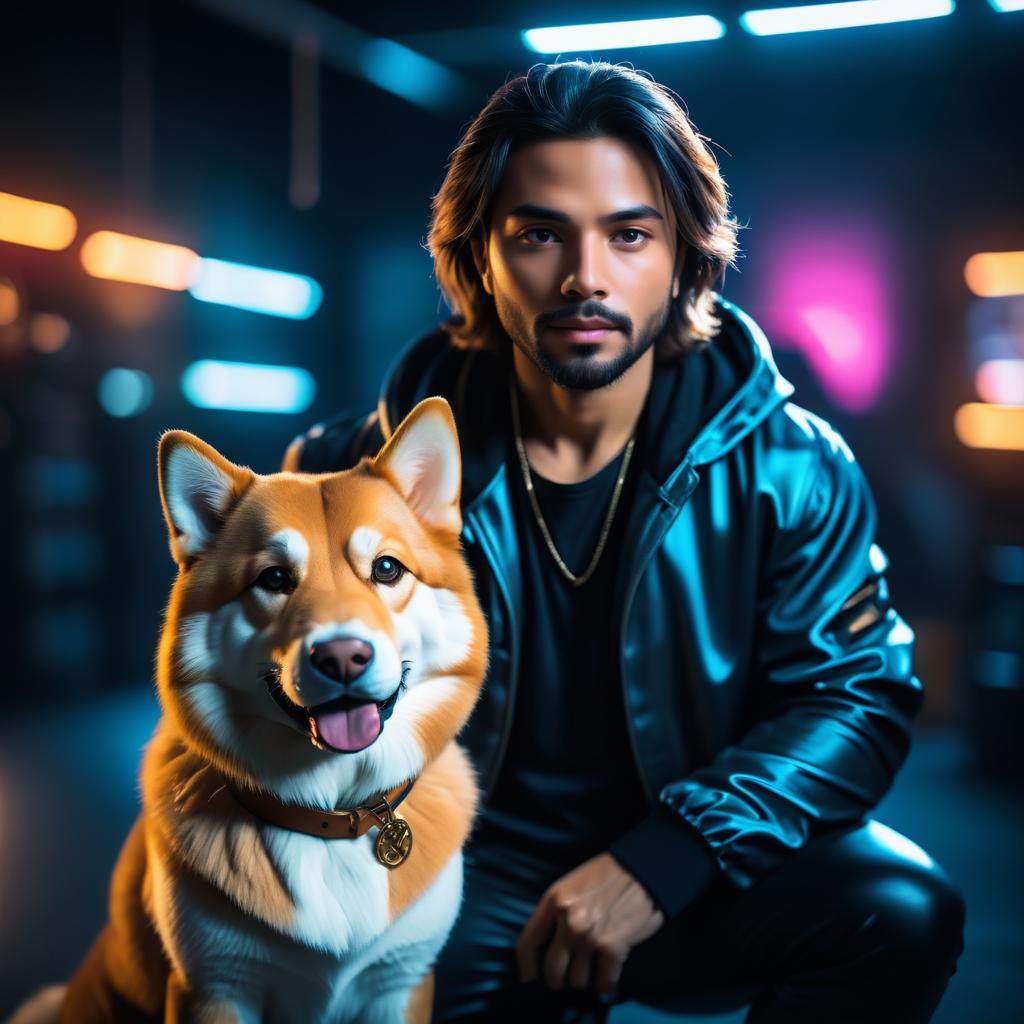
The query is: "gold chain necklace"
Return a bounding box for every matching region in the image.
[509,377,636,589]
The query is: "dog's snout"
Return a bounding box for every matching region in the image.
[310,638,374,684]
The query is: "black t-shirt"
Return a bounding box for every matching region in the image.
[477,428,648,870]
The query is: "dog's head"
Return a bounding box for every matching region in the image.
[156,398,487,806]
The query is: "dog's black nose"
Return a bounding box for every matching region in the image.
[310,639,374,684]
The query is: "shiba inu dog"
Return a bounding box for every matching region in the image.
[37,397,486,1023]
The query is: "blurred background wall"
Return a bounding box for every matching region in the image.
[1,1,1022,1019]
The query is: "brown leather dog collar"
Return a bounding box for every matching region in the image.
[228,780,414,840]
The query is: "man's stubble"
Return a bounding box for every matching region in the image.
[493,286,675,392]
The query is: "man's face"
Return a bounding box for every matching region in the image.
[475,135,682,391]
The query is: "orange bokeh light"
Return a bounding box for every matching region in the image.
[80,231,199,290]
[964,251,1024,298]
[0,191,77,250]
[954,402,1024,452]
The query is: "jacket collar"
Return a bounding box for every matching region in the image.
[377,297,795,507]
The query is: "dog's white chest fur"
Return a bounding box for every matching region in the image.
[145,726,463,1021]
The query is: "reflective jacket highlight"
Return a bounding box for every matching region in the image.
[290,298,922,906]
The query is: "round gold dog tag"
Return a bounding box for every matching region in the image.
[376,817,413,867]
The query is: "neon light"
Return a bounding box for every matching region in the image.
[756,223,891,412]
[0,191,77,250]
[188,258,322,319]
[181,360,316,414]
[976,359,1024,405]
[98,368,154,418]
[954,402,1024,451]
[965,251,1024,298]
[740,0,954,36]
[356,39,464,112]
[80,231,199,290]
[522,15,725,53]
[988,0,1024,11]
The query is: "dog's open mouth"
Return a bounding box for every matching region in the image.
[264,668,407,754]
[309,686,402,753]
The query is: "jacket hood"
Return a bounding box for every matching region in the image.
[377,297,795,506]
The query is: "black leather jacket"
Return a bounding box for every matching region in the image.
[289,298,922,915]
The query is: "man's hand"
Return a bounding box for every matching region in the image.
[516,852,665,994]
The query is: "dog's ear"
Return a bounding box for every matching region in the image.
[371,397,462,535]
[158,431,256,564]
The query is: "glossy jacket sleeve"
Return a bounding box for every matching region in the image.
[658,418,924,892]
[608,806,720,918]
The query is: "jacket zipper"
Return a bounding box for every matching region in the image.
[618,466,701,808]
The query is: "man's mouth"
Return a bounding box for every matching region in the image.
[264,669,407,754]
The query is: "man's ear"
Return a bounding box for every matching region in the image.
[370,397,462,536]
[470,234,493,296]
[158,431,256,564]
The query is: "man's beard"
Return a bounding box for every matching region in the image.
[495,290,673,392]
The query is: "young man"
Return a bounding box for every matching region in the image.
[285,61,965,1023]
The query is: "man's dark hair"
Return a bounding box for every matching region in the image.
[426,60,741,359]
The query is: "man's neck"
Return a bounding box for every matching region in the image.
[511,347,653,484]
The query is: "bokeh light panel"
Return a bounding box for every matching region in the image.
[522,16,726,52]
[181,360,316,413]
[0,191,77,250]
[356,39,465,112]
[80,231,199,290]
[740,0,955,36]
[965,251,1024,298]
[975,360,1024,406]
[188,258,323,319]
[954,403,1024,451]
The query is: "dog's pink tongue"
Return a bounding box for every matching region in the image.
[315,703,381,753]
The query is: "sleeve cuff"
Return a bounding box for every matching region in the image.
[608,808,720,919]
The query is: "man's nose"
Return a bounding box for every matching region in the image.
[561,236,609,299]
[309,638,374,684]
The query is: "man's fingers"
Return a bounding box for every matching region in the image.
[594,943,627,994]
[565,942,594,991]
[542,916,575,990]
[516,897,555,983]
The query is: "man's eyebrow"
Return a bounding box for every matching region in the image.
[506,202,665,224]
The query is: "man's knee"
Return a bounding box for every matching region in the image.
[831,822,966,975]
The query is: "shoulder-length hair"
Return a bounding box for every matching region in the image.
[426,60,741,359]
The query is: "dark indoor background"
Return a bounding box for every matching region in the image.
[1,2,1022,1021]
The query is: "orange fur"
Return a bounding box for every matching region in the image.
[56,399,486,1023]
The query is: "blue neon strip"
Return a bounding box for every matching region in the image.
[987,0,1024,11]
[740,0,955,36]
[181,360,316,414]
[522,15,725,53]
[356,39,464,112]
[188,258,323,319]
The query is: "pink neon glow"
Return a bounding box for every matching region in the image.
[755,224,891,412]
[976,359,1024,405]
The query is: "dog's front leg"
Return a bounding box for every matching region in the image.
[165,972,253,1024]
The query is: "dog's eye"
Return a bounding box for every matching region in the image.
[371,556,405,586]
[255,566,296,594]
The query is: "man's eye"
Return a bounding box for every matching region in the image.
[371,556,405,586]
[521,228,559,244]
[255,566,296,594]
[616,228,647,244]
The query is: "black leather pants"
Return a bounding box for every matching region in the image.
[433,818,966,1023]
